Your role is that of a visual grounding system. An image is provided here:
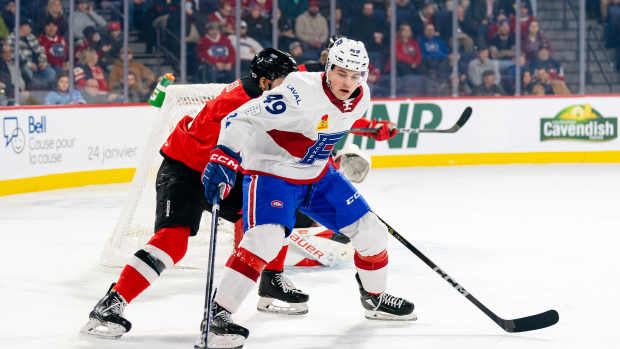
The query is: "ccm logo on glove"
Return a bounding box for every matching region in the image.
[210,152,240,171]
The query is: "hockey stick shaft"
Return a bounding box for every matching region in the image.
[195,189,222,349]
[374,213,558,333]
[351,106,472,134]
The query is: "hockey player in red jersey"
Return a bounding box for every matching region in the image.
[201,37,413,348]
[81,48,300,339]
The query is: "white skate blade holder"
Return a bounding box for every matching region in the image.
[364,309,418,321]
[257,296,309,315]
[80,319,128,339]
[194,332,245,349]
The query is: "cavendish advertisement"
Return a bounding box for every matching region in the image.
[1,96,619,196]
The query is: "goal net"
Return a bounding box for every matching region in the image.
[100,83,234,269]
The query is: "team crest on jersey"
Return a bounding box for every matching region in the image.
[299,130,348,165]
[316,114,329,131]
[271,200,283,208]
[342,98,354,111]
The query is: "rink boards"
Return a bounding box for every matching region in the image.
[1,96,619,196]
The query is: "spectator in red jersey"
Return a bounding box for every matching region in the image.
[395,24,422,75]
[38,19,69,75]
[522,20,551,61]
[509,1,535,36]
[209,1,235,35]
[197,22,235,83]
[74,48,108,91]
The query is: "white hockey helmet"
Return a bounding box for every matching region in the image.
[325,37,369,82]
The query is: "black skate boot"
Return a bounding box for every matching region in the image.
[204,302,249,349]
[355,273,417,321]
[80,283,132,338]
[257,269,309,315]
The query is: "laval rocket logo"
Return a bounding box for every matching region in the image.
[3,116,26,153]
[540,104,617,141]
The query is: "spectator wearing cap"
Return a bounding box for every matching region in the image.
[468,44,501,87]
[486,10,510,42]
[38,0,67,36]
[475,69,505,96]
[412,1,436,38]
[295,0,329,58]
[489,18,515,70]
[108,47,155,92]
[73,0,107,39]
[6,20,56,88]
[522,20,551,61]
[246,3,273,47]
[279,0,308,21]
[278,18,297,51]
[531,45,565,81]
[100,21,124,68]
[38,19,69,75]
[196,22,235,83]
[228,20,264,73]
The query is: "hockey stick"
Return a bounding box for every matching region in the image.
[374,213,559,333]
[195,187,223,349]
[351,106,472,134]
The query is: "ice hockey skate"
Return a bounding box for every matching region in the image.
[80,283,132,339]
[356,273,417,321]
[203,302,249,349]
[257,269,309,315]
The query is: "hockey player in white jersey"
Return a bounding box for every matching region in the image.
[201,37,415,348]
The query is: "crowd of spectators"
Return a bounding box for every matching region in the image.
[0,0,156,105]
[0,0,577,105]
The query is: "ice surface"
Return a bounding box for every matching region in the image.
[1,164,619,349]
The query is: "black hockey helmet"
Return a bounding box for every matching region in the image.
[249,48,298,82]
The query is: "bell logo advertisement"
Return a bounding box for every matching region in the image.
[1,114,74,165]
[540,104,617,141]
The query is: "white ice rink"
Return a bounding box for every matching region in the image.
[1,163,619,349]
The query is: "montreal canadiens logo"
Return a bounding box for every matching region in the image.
[271,200,283,208]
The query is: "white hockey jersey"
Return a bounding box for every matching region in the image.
[218,71,371,183]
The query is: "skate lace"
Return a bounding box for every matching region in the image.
[275,273,300,294]
[101,293,126,316]
[378,293,404,309]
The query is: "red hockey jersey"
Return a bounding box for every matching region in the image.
[160,78,262,173]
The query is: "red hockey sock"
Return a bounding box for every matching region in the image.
[264,245,288,272]
[113,226,190,303]
[234,219,244,251]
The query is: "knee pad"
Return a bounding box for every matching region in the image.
[340,212,387,257]
[238,224,286,264]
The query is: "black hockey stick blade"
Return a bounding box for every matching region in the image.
[501,309,559,333]
[375,213,559,333]
[350,106,472,134]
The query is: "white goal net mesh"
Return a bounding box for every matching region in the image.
[100,83,237,269]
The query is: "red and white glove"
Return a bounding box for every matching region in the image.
[352,118,398,141]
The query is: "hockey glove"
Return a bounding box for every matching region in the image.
[368,119,398,141]
[202,145,242,204]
